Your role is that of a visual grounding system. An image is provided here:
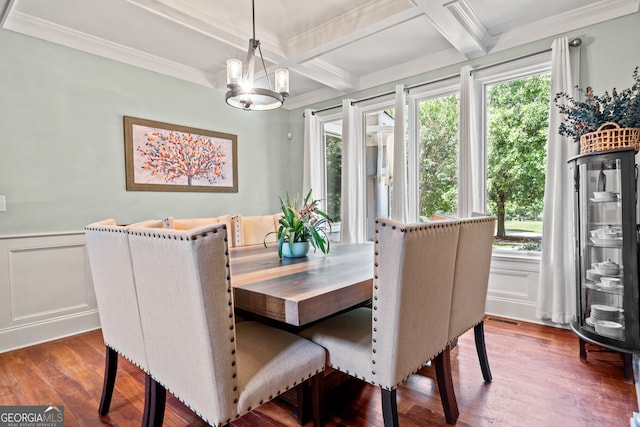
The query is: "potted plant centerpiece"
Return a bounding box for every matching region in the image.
[265,190,333,259]
[555,66,640,153]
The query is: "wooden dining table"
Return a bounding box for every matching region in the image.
[229,242,374,327]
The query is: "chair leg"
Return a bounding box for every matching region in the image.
[310,372,325,427]
[435,346,459,424]
[142,376,166,427]
[474,321,492,382]
[381,388,399,427]
[295,382,308,425]
[99,346,118,416]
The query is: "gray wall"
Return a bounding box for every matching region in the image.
[0,29,297,235]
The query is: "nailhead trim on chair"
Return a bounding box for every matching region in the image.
[370,218,459,389]
[85,225,128,233]
[103,341,149,373]
[128,225,239,426]
[129,224,325,424]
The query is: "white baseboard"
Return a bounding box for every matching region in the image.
[0,309,101,353]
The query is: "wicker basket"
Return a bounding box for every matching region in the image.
[580,122,640,153]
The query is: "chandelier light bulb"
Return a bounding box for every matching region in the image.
[275,69,289,95]
[226,59,242,86]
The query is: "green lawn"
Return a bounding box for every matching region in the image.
[504,220,543,234]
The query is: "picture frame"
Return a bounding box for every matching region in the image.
[124,116,238,192]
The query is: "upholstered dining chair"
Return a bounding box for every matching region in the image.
[127,222,326,427]
[84,218,160,426]
[300,218,461,426]
[448,216,496,384]
[233,214,281,246]
[162,215,235,247]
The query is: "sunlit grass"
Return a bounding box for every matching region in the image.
[504,220,543,234]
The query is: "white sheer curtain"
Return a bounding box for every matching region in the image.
[302,109,324,200]
[340,99,366,243]
[391,84,408,222]
[536,37,580,324]
[459,65,484,217]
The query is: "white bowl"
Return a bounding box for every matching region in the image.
[597,230,619,239]
[593,191,614,199]
[600,277,622,287]
[594,320,623,339]
[594,263,620,276]
[596,266,620,276]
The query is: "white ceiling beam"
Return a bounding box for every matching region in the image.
[413,0,492,58]
[286,0,412,58]
[285,86,345,111]
[443,0,493,52]
[0,0,16,27]
[126,0,248,52]
[359,47,465,90]
[280,2,423,92]
[291,58,359,92]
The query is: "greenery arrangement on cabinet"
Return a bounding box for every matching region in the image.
[266,190,332,259]
[554,66,640,142]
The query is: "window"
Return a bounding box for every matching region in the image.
[481,67,550,252]
[416,93,460,220]
[406,53,550,254]
[316,54,550,253]
[364,108,394,240]
[322,119,342,222]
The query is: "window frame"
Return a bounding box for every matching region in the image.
[407,78,461,221]
[473,52,552,256]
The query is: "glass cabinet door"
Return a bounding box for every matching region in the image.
[571,147,639,353]
[578,157,624,341]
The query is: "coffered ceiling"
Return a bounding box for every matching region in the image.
[1,0,638,110]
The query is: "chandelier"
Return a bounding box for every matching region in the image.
[225,0,289,111]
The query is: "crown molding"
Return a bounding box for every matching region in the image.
[2,10,218,88]
[490,0,640,54]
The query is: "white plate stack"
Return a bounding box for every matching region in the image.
[591,304,624,339]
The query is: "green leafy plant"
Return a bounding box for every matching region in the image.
[555,66,640,142]
[265,190,332,258]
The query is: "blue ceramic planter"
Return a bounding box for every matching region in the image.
[281,241,311,258]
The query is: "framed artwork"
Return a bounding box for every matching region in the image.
[123,116,238,192]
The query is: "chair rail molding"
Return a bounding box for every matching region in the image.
[0,232,100,353]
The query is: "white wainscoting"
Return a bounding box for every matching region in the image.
[0,232,547,352]
[486,252,543,324]
[0,232,100,353]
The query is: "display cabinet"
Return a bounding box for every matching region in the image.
[569,147,639,354]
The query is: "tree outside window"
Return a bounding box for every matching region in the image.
[486,73,550,250]
[418,94,460,220]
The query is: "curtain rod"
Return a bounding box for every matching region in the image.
[304,38,581,117]
[469,37,581,75]
[305,73,460,117]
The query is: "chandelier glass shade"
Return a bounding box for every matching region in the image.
[225,1,289,111]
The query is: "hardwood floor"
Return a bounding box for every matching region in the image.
[0,316,635,426]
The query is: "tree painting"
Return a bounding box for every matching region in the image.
[136,129,227,186]
[124,116,238,193]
